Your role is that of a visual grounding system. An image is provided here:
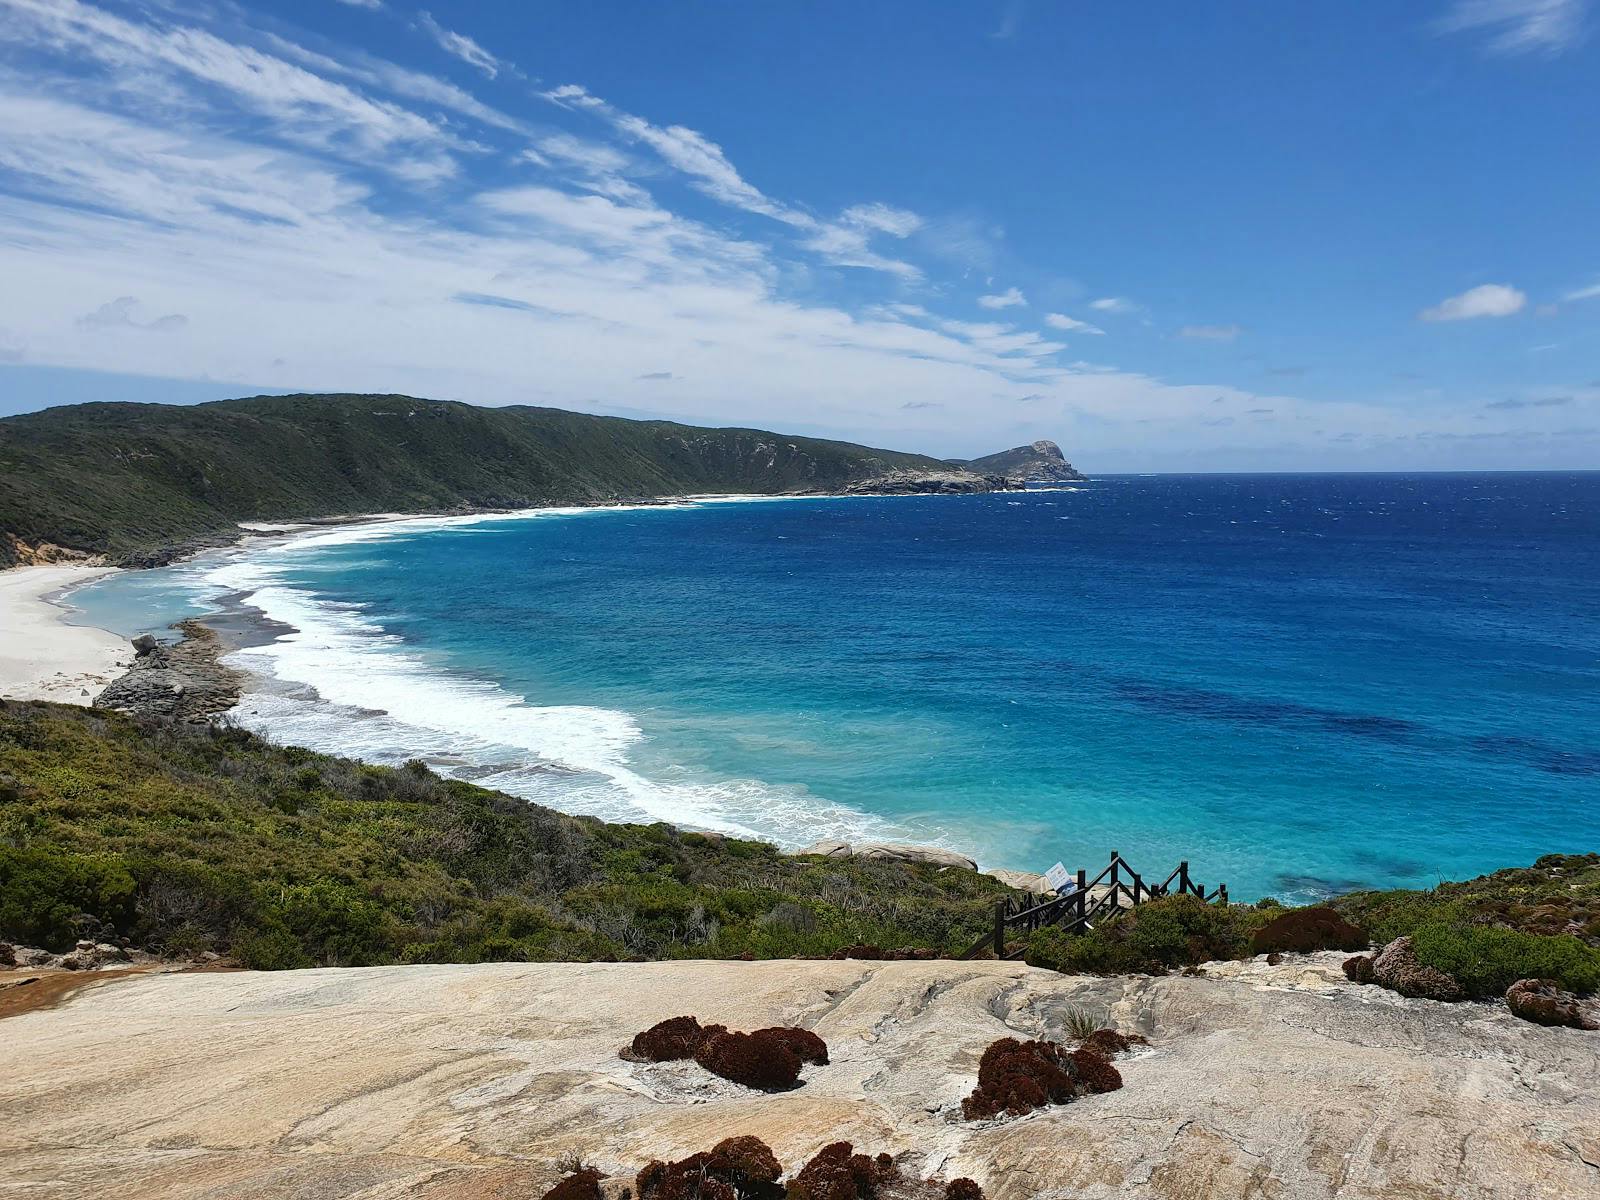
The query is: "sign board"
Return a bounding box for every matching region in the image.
[1044,861,1074,893]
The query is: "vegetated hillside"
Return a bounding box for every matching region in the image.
[0,394,960,565]
[0,700,1015,969]
[951,439,1085,482]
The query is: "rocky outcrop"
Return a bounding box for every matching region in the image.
[4,954,1598,1198]
[1505,978,1600,1029]
[842,469,1017,496]
[1364,935,1465,1001]
[795,840,978,871]
[93,621,241,722]
[949,440,1086,484]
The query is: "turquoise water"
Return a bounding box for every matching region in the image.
[71,475,1600,901]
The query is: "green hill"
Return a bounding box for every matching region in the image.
[950,439,1085,482]
[0,700,1015,968]
[0,394,963,566]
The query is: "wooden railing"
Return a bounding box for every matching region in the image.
[960,850,1227,961]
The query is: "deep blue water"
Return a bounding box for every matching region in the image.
[72,474,1600,901]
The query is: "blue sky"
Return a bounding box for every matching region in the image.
[0,0,1596,470]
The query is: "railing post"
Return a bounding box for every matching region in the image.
[1178,861,1189,896]
[1218,884,1229,907]
[1109,850,1119,894]
[1075,868,1086,927]
[994,899,1006,959]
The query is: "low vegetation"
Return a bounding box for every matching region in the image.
[615,1136,982,1200]
[959,1031,1132,1121]
[0,701,1013,969]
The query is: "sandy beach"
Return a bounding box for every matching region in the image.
[0,566,131,704]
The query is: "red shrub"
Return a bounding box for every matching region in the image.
[636,1136,783,1200]
[631,1015,714,1062]
[694,1029,803,1091]
[1079,1028,1146,1057]
[960,1038,1079,1120]
[541,1168,604,1200]
[786,1142,896,1200]
[1068,1046,1123,1094]
[944,1180,985,1200]
[750,1026,829,1066]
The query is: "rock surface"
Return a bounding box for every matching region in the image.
[3,954,1597,1199]
[948,440,1087,484]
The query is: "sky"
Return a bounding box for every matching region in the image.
[0,0,1596,471]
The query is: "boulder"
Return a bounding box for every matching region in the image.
[986,870,1055,896]
[1505,978,1600,1030]
[1371,936,1464,1001]
[797,839,853,858]
[1342,954,1376,984]
[853,842,978,871]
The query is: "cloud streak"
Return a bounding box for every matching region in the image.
[1419,283,1526,321]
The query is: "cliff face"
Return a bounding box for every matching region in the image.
[5,954,1595,1199]
[951,440,1085,483]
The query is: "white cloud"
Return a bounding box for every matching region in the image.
[1089,296,1136,314]
[1178,324,1243,341]
[840,203,922,238]
[0,0,460,181]
[544,83,816,229]
[77,296,188,332]
[1436,0,1588,56]
[1564,280,1600,301]
[334,0,384,9]
[1,1,1565,468]
[978,287,1026,309]
[1044,312,1105,335]
[1418,283,1527,321]
[417,12,503,79]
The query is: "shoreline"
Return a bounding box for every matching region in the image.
[0,566,133,704]
[2,494,1061,882]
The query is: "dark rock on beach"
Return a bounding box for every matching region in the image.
[94,621,243,723]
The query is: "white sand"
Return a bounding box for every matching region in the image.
[0,566,131,704]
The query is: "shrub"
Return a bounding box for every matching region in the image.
[785,1142,895,1200]
[1248,906,1368,955]
[750,1026,829,1066]
[960,1038,1079,1120]
[1067,1046,1122,1094]
[1079,1028,1146,1057]
[631,1015,717,1062]
[1408,923,1600,998]
[637,1135,784,1200]
[944,1181,984,1200]
[694,1029,805,1091]
[1025,895,1249,975]
[0,846,136,950]
[541,1168,605,1200]
[1060,1003,1106,1041]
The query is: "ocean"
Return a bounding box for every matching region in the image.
[67,473,1600,902]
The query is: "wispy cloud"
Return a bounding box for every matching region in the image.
[1485,395,1572,409]
[77,296,187,332]
[1418,283,1526,321]
[417,12,503,79]
[544,83,815,229]
[1436,0,1588,56]
[1178,324,1243,341]
[1044,313,1104,335]
[334,0,384,9]
[1564,279,1600,301]
[978,287,1026,309]
[1088,297,1137,314]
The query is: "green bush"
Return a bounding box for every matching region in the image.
[0,846,136,950]
[1409,922,1600,998]
[0,701,1012,968]
[1024,895,1249,975]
